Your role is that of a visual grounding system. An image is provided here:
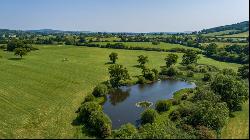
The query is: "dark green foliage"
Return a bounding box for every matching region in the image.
[202,73,212,81]
[181,93,188,100]
[78,102,102,122]
[84,94,95,102]
[187,71,194,77]
[160,66,179,77]
[108,64,130,87]
[142,67,157,81]
[88,111,112,138]
[205,43,217,56]
[92,84,108,97]
[171,99,180,105]
[195,125,216,139]
[113,123,137,139]
[0,44,6,50]
[137,76,147,84]
[141,109,158,125]
[152,41,160,45]
[182,50,199,65]
[211,74,249,111]
[155,100,172,112]
[238,64,249,79]
[109,52,118,64]
[221,68,237,76]
[169,110,181,121]
[14,47,28,58]
[165,53,178,67]
[137,55,149,67]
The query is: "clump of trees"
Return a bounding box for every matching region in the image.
[141,109,158,125]
[108,64,130,87]
[92,84,108,97]
[109,52,118,64]
[155,100,172,113]
[165,53,179,67]
[137,55,149,68]
[182,50,200,65]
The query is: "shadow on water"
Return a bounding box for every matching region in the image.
[109,89,130,106]
[8,57,22,61]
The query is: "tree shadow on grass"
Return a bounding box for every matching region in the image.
[132,64,141,68]
[8,58,22,61]
[105,62,114,65]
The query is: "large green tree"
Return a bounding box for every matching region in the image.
[165,53,178,67]
[137,55,149,68]
[182,50,199,65]
[108,64,130,87]
[109,52,118,64]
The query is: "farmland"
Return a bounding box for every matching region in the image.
[0,44,242,138]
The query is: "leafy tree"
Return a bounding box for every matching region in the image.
[202,73,212,81]
[182,50,199,65]
[78,102,102,122]
[92,84,108,97]
[160,66,179,77]
[141,109,158,125]
[109,52,118,64]
[137,55,149,67]
[108,64,130,87]
[84,94,95,102]
[205,43,217,56]
[7,39,23,51]
[238,64,249,79]
[211,74,249,111]
[165,53,179,67]
[14,47,28,58]
[152,41,160,45]
[142,67,157,81]
[155,100,172,112]
[88,111,112,138]
[113,123,138,139]
[221,68,236,76]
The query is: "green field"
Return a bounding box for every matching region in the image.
[95,42,200,51]
[202,30,239,37]
[0,45,242,138]
[201,42,248,48]
[220,31,249,38]
[221,100,249,139]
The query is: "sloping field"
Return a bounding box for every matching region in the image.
[220,31,249,38]
[0,45,241,138]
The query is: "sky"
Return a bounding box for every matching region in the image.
[0,0,249,32]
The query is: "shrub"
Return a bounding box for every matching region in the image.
[202,73,211,81]
[113,123,137,139]
[181,93,188,100]
[169,110,181,121]
[88,111,112,138]
[142,68,156,81]
[0,45,6,50]
[171,99,180,105]
[92,84,108,97]
[78,102,102,122]
[84,94,95,102]
[141,109,158,125]
[155,100,172,112]
[187,71,194,77]
[137,76,147,84]
[196,125,216,139]
[160,66,179,77]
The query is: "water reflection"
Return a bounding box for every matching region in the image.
[109,89,130,106]
[103,79,196,129]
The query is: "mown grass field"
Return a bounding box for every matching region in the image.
[201,42,248,48]
[220,31,249,38]
[95,42,200,51]
[0,44,243,138]
[202,30,239,37]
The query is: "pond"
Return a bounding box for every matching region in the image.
[103,79,196,129]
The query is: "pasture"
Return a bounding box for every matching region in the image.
[0,45,242,138]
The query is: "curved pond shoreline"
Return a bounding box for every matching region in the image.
[103,79,196,129]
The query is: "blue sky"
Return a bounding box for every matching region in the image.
[0,0,248,32]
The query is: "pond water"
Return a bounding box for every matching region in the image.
[103,79,196,129]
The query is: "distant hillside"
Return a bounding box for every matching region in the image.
[201,21,249,34]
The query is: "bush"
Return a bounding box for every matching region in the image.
[160,66,179,77]
[187,71,194,77]
[137,76,147,84]
[171,99,180,105]
[78,102,102,122]
[88,111,112,138]
[181,93,188,100]
[202,73,211,81]
[92,84,108,97]
[113,123,138,139]
[195,125,216,139]
[84,94,95,102]
[169,110,181,121]
[0,45,6,50]
[141,109,158,125]
[155,100,172,112]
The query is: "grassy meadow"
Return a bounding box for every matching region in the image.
[0,44,244,138]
